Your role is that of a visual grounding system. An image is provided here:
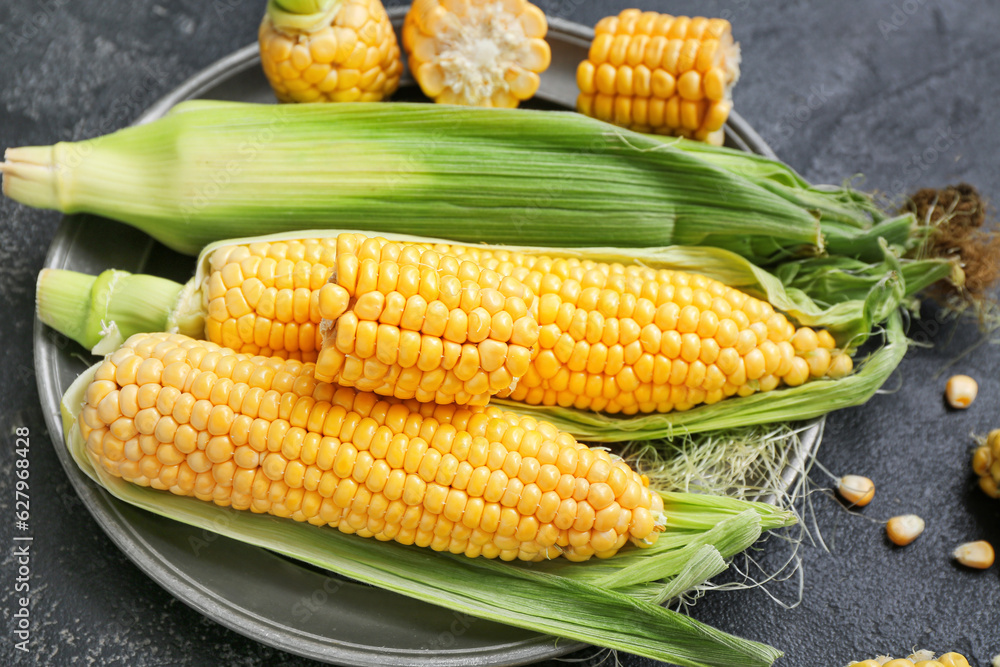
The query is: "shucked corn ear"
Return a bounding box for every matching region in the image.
[259,0,402,102]
[79,332,666,562]
[577,10,740,144]
[39,233,852,416]
[402,0,550,106]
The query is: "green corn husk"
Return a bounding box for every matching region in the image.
[61,362,793,667]
[3,100,915,264]
[37,229,948,441]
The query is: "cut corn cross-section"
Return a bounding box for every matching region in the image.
[403,0,551,106]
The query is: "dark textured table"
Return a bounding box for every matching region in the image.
[2,1,999,665]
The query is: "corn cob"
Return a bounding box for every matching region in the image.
[576,10,740,144]
[972,429,1000,498]
[259,0,402,103]
[402,0,551,106]
[2,101,844,260]
[79,331,665,562]
[40,233,852,416]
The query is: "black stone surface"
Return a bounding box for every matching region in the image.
[1,1,999,665]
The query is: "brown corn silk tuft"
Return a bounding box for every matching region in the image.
[906,183,1000,302]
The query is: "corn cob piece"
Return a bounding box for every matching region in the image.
[402,0,551,106]
[80,331,665,562]
[312,234,538,405]
[576,10,741,144]
[972,429,1000,498]
[259,0,402,103]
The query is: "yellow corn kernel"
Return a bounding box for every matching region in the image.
[576,9,740,144]
[953,540,994,569]
[945,374,977,409]
[937,653,971,667]
[838,474,875,507]
[403,0,549,107]
[259,0,402,104]
[81,332,665,562]
[886,514,925,546]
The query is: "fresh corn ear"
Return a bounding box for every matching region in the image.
[39,232,851,415]
[402,0,551,106]
[3,100,891,263]
[259,0,402,102]
[577,10,740,143]
[80,331,666,562]
[38,230,919,440]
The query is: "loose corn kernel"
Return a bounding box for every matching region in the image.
[80,332,665,562]
[945,374,977,409]
[886,514,925,546]
[576,10,740,144]
[937,653,970,667]
[952,540,994,569]
[838,474,875,507]
[259,0,402,103]
[402,0,550,107]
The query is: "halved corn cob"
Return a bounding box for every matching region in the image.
[311,234,538,405]
[80,331,665,562]
[576,10,740,144]
[402,0,551,106]
[40,233,852,416]
[259,0,402,103]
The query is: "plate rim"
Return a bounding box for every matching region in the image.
[35,11,802,666]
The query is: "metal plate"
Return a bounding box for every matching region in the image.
[35,9,810,666]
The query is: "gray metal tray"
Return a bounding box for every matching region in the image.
[35,9,814,666]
